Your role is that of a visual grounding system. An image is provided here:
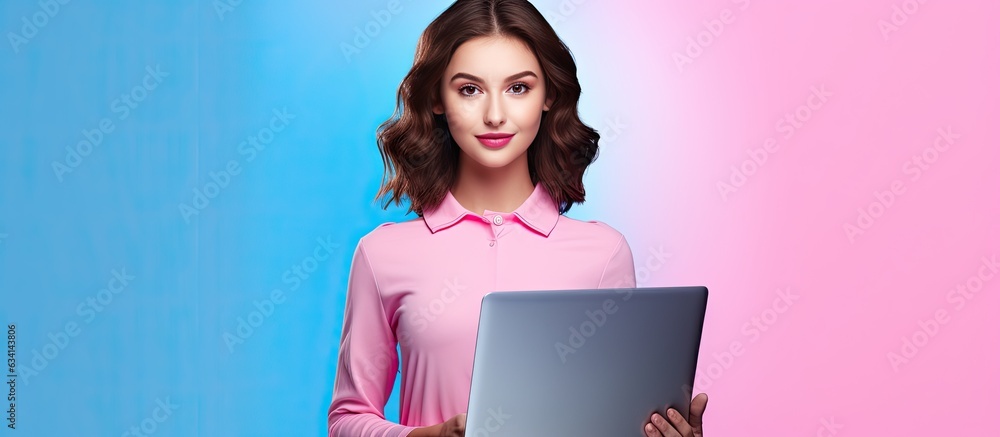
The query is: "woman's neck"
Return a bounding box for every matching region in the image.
[451,153,534,215]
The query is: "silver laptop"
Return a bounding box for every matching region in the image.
[465,286,708,436]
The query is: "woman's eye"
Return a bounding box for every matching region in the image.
[459,85,480,96]
[459,83,530,97]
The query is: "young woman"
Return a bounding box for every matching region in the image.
[327,1,708,436]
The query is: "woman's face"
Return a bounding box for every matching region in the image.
[434,36,552,171]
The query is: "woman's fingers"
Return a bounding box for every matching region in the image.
[443,413,466,436]
[643,393,710,437]
[647,412,683,437]
[665,408,693,436]
[645,422,659,436]
[689,393,709,432]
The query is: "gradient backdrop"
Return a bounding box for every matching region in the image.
[1,0,998,435]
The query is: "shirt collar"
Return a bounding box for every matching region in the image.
[422,183,560,236]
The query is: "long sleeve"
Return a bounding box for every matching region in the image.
[327,238,417,437]
[597,233,637,289]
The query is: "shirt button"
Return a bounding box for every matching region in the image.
[489,240,495,247]
[492,215,504,226]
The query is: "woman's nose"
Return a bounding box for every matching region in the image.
[483,94,506,126]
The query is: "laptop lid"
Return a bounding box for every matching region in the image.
[465,286,708,436]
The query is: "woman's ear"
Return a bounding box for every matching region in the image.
[543,93,555,112]
[432,92,445,115]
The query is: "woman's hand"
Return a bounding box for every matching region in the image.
[407,413,466,437]
[643,393,708,437]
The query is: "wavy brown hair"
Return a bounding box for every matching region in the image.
[374,0,601,216]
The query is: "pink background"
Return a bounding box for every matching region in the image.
[553,0,1000,435]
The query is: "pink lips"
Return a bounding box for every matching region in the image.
[475,133,514,149]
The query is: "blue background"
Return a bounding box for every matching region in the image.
[0,1,612,435]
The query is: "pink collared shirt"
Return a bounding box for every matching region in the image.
[327,183,637,437]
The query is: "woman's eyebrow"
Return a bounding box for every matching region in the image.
[450,70,538,84]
